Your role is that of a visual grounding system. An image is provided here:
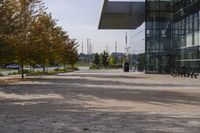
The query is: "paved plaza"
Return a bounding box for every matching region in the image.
[0,68,200,133]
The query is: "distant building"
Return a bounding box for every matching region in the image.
[78,53,95,63]
[78,53,86,61]
[111,52,124,60]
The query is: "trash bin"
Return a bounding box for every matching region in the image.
[123,62,129,72]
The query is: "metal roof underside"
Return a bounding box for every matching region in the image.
[98,0,145,29]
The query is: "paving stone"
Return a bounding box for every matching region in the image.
[0,70,200,132]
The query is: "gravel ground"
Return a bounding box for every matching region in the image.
[0,69,200,133]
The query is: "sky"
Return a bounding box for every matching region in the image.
[43,0,145,54]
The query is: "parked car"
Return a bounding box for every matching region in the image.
[6,64,21,69]
[35,64,43,68]
[24,65,33,70]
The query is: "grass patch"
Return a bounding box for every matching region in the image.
[75,63,90,67]
[8,72,19,75]
[0,66,79,77]
[0,68,13,72]
[89,64,122,70]
[54,68,68,73]
[54,67,79,73]
[26,67,78,76]
[26,71,58,76]
[0,73,3,76]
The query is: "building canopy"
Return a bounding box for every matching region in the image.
[98,0,145,29]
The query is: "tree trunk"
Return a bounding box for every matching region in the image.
[21,60,24,79]
[64,63,66,70]
[43,65,46,73]
[57,64,59,70]
[71,64,74,70]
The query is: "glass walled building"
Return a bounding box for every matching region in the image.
[146,0,200,73]
[99,0,200,74]
[145,0,172,73]
[172,0,200,70]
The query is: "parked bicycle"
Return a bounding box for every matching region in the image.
[171,66,199,78]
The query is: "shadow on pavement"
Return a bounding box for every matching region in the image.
[0,74,200,132]
[1,76,200,106]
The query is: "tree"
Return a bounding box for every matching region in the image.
[0,0,20,65]
[66,40,79,69]
[50,26,69,68]
[29,13,58,72]
[0,0,79,77]
[109,55,117,68]
[93,53,100,69]
[59,39,78,69]
[101,51,109,69]
[7,0,46,78]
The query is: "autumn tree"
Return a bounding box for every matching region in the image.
[29,13,57,72]
[50,26,69,68]
[63,39,78,69]
[0,0,79,77]
[0,0,19,65]
[7,0,46,78]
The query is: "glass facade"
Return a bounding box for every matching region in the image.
[145,0,200,73]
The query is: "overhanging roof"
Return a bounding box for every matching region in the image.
[99,0,145,29]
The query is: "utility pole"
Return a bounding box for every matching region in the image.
[81,42,84,53]
[90,42,92,63]
[115,41,117,53]
[125,32,128,50]
[125,32,128,62]
[87,38,90,55]
[90,42,92,54]
[87,38,91,63]
[106,45,108,53]
[92,45,94,54]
